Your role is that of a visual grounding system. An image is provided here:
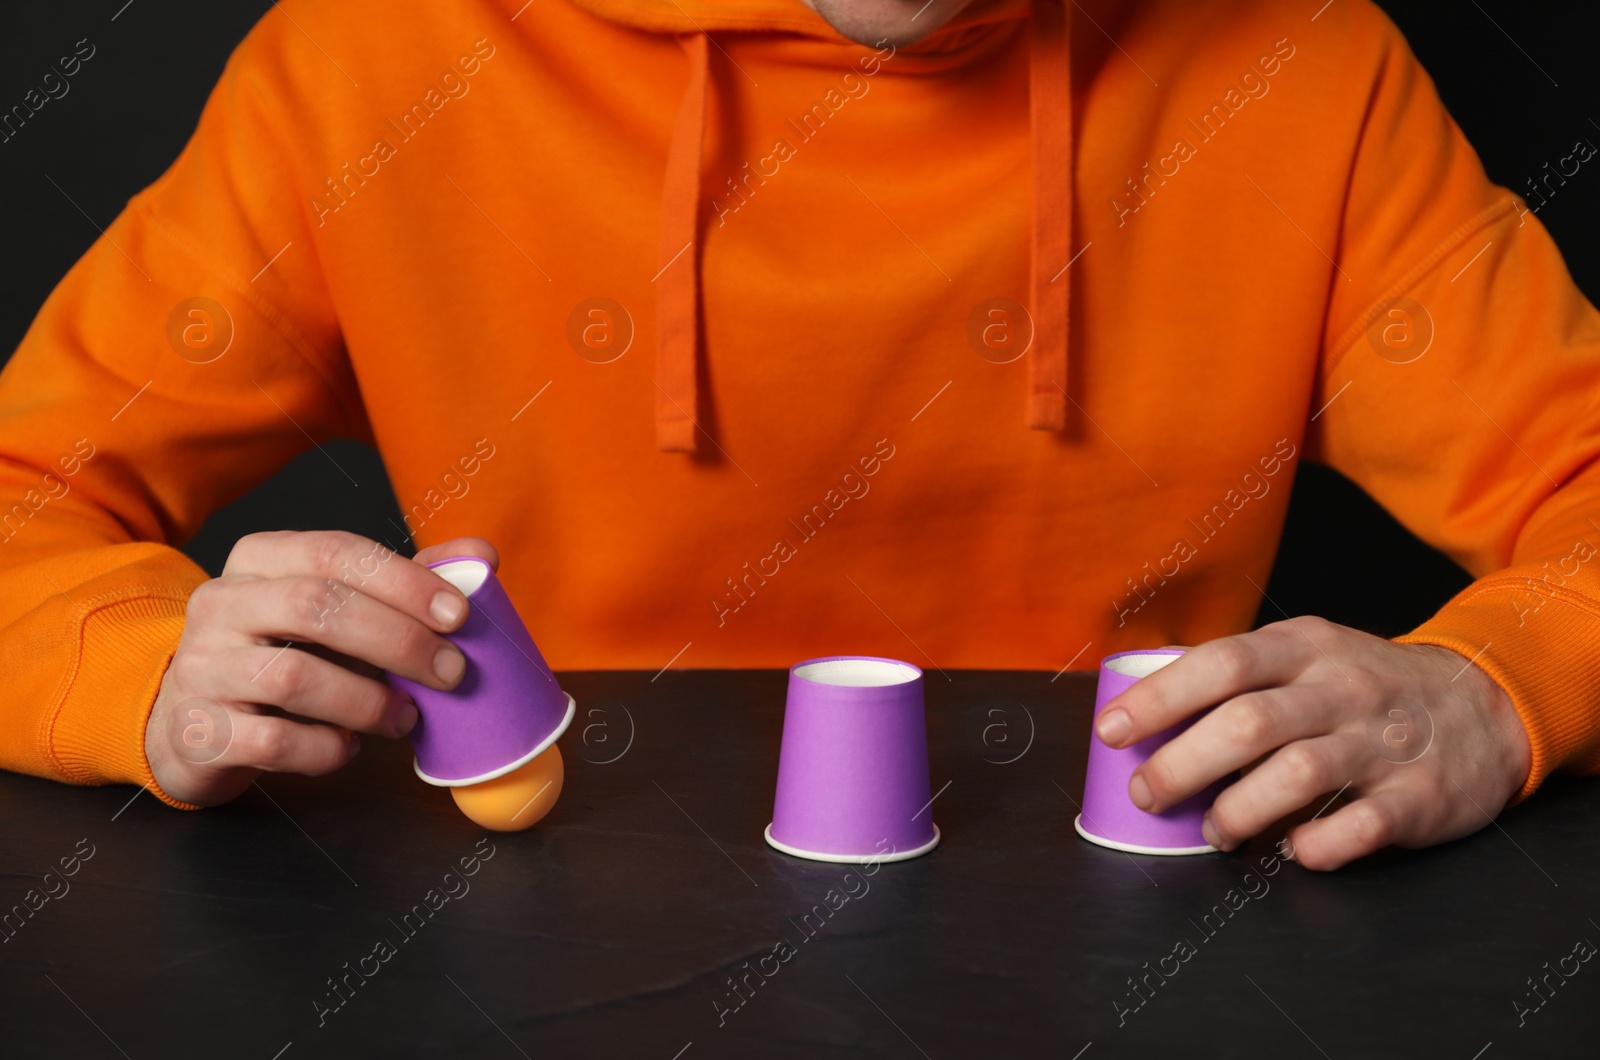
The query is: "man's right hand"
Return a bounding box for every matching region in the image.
[146,530,498,806]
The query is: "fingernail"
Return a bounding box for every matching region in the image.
[395,700,419,737]
[1097,708,1131,746]
[434,645,466,685]
[430,591,466,628]
[349,733,362,758]
[1128,772,1153,811]
[1202,813,1222,850]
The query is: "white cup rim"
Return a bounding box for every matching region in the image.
[792,656,922,687]
[428,556,492,598]
[1104,651,1182,678]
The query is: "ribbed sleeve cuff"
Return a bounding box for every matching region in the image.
[48,593,202,811]
[1395,579,1600,803]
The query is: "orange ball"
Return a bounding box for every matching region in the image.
[449,744,564,831]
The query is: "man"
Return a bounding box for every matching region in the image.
[1,0,1593,871]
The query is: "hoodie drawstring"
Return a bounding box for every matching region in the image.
[656,31,709,453]
[1028,0,1072,430]
[655,4,1071,452]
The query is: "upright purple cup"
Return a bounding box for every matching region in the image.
[1076,649,1221,856]
[387,556,575,787]
[765,656,940,864]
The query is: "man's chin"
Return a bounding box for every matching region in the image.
[802,0,974,47]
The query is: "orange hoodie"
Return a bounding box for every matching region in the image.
[3,0,1599,811]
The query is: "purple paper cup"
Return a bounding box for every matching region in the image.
[765,656,940,864]
[387,556,575,787]
[1076,649,1222,856]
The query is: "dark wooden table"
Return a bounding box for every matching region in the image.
[1,669,1595,1058]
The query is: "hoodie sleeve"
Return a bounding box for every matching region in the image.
[0,18,367,808]
[1307,12,1600,801]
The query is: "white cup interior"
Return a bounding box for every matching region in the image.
[794,658,920,687]
[1105,652,1180,678]
[431,558,491,597]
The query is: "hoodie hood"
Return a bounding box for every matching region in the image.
[566,0,1072,451]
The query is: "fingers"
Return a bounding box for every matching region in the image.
[1199,733,1367,851]
[221,530,470,634]
[1096,620,1326,748]
[226,710,357,776]
[156,699,356,777]
[1283,788,1414,871]
[191,575,465,689]
[414,536,499,572]
[212,645,419,738]
[297,641,385,682]
[1133,685,1340,813]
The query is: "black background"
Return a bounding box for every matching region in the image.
[3,1,1597,638]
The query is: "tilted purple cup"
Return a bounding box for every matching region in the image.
[387,556,575,787]
[765,656,940,864]
[1076,649,1222,856]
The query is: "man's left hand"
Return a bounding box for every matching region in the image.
[1093,617,1533,870]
